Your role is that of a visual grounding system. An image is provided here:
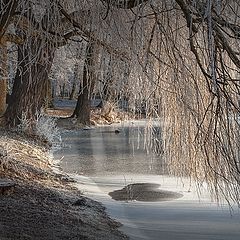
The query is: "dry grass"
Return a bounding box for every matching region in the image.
[0,132,53,183]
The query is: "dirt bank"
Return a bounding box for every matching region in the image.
[0,130,128,240]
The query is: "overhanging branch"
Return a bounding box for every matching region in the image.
[57,3,130,61]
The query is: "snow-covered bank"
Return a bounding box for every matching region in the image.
[66,173,240,240]
[0,130,128,240]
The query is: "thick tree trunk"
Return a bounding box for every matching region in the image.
[0,0,22,119]
[72,42,100,125]
[0,41,7,116]
[4,38,55,128]
[73,86,91,125]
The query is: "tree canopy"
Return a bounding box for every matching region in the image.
[1,0,240,204]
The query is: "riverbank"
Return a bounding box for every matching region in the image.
[0,129,128,240]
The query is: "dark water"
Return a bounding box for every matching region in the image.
[56,124,164,176]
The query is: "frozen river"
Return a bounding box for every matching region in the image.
[54,121,240,240]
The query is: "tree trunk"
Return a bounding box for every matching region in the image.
[60,83,66,99]
[0,0,19,41]
[96,56,115,108]
[0,41,7,116]
[96,78,113,108]
[4,38,55,128]
[69,79,77,100]
[69,63,80,100]
[73,85,91,125]
[72,42,100,125]
[0,79,7,116]
[44,77,54,108]
[0,0,21,119]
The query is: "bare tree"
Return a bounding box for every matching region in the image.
[72,42,100,125]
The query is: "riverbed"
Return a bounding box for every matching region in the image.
[55,121,240,240]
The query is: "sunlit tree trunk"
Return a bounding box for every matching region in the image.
[0,41,8,116]
[72,42,100,125]
[0,79,7,116]
[4,38,55,128]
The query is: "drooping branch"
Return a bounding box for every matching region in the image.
[57,3,130,61]
[0,0,19,40]
[175,0,198,33]
[214,25,240,69]
[213,13,240,39]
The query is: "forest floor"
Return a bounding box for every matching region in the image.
[0,129,128,240]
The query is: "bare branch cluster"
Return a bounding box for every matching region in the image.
[1,0,240,204]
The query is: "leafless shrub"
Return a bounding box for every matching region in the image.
[35,111,62,150]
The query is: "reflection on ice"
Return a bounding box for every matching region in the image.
[56,121,164,176]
